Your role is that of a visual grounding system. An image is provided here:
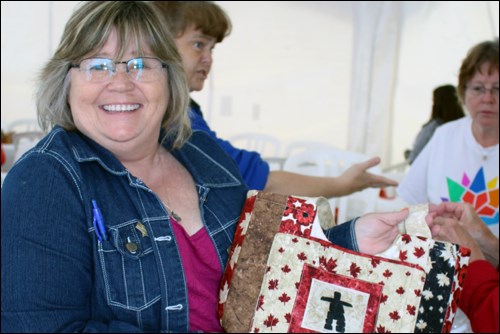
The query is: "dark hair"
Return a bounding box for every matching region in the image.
[151,1,231,42]
[457,39,499,103]
[428,84,465,125]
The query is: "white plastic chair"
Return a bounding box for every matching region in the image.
[12,131,45,162]
[284,140,337,158]
[283,149,344,224]
[229,133,281,158]
[283,147,381,224]
[6,118,41,133]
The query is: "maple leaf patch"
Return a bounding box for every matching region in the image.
[263,314,279,329]
[279,293,291,304]
[349,262,361,278]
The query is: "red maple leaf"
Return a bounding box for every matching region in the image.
[414,289,421,297]
[396,286,405,295]
[407,305,416,315]
[252,328,260,333]
[389,310,400,321]
[285,313,292,323]
[383,269,393,278]
[460,245,471,257]
[376,324,391,333]
[278,247,285,253]
[268,279,279,290]
[263,314,279,329]
[399,250,408,261]
[413,247,425,258]
[371,258,381,268]
[292,237,299,243]
[402,234,412,244]
[297,252,307,261]
[319,257,337,272]
[349,262,361,278]
[380,294,388,304]
[257,295,265,311]
[279,293,291,304]
[281,265,291,273]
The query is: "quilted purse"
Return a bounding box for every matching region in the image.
[376,204,471,333]
[218,191,470,333]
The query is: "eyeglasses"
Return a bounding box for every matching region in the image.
[466,85,499,97]
[70,57,168,83]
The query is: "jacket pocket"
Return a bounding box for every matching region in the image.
[98,220,161,311]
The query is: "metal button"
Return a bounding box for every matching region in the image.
[135,222,148,237]
[125,237,138,254]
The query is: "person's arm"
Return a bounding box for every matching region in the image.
[432,202,499,267]
[265,157,398,198]
[429,213,499,333]
[324,209,409,254]
[459,260,499,333]
[1,154,143,332]
[190,102,397,197]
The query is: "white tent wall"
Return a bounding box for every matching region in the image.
[1,1,498,167]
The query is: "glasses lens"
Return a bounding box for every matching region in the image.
[80,58,114,82]
[468,85,499,97]
[127,58,165,82]
[76,57,165,82]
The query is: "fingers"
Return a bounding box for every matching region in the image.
[371,174,399,187]
[435,201,464,218]
[358,157,381,170]
[358,157,399,187]
[381,208,409,225]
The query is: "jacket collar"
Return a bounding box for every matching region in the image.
[67,127,241,188]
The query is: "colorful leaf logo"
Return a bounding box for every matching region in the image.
[443,167,498,225]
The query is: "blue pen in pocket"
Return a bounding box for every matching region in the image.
[92,200,108,241]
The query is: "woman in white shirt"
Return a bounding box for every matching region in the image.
[398,39,499,237]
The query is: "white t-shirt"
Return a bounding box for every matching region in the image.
[398,117,499,236]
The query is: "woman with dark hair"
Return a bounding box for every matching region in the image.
[406,84,465,164]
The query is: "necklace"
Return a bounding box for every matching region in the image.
[478,144,497,161]
[163,201,182,222]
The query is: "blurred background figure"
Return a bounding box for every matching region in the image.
[405,84,465,164]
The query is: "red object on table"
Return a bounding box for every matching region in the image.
[1,144,5,166]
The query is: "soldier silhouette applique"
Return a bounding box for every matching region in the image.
[320,291,353,332]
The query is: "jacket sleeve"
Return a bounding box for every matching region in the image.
[459,260,499,333]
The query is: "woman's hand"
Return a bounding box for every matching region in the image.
[354,209,409,255]
[429,202,498,266]
[338,157,399,195]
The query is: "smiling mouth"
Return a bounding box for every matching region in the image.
[101,104,141,112]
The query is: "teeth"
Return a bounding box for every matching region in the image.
[102,104,140,112]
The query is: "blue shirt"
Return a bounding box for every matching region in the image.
[189,100,270,190]
[1,126,357,332]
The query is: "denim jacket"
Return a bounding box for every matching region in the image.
[1,126,248,333]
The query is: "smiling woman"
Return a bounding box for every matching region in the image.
[0,1,249,332]
[1,2,498,167]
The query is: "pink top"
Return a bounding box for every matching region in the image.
[171,219,223,332]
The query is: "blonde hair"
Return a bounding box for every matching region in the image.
[37,1,191,148]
